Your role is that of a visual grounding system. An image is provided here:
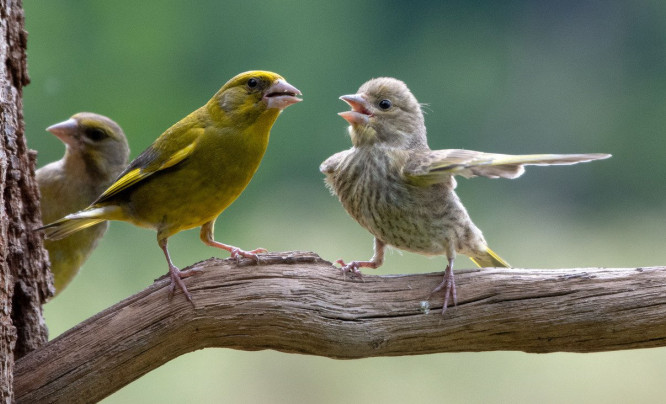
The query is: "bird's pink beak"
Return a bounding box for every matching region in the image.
[46,118,79,147]
[338,94,372,126]
[264,79,302,110]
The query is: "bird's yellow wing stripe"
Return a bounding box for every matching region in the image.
[161,142,196,170]
[98,168,143,199]
[95,141,197,202]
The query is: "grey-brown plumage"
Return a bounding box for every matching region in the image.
[37,112,129,296]
[320,77,610,314]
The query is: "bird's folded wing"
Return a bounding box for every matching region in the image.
[402,149,610,182]
[93,127,203,204]
[320,149,352,175]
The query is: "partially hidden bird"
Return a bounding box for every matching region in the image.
[320,77,610,314]
[37,113,130,297]
[40,71,302,302]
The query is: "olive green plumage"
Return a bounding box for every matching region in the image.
[37,113,130,296]
[40,71,301,302]
[321,77,610,314]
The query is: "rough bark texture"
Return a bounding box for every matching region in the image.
[1,0,52,401]
[13,252,666,403]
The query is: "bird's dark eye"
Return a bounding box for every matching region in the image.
[84,127,108,142]
[378,99,392,110]
[247,78,259,89]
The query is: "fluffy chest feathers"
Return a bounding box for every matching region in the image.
[327,147,459,254]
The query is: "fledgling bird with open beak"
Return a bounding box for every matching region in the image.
[37,113,130,296]
[321,77,610,314]
[40,71,302,303]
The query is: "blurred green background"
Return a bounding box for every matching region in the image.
[23,1,666,403]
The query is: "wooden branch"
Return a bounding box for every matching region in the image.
[14,251,666,403]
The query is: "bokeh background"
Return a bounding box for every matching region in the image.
[24,1,666,403]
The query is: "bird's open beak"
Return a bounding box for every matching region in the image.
[46,118,79,147]
[264,79,302,110]
[338,94,372,126]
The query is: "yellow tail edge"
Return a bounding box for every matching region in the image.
[469,247,511,268]
[38,217,106,240]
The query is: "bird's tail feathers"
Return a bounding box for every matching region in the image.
[37,206,117,240]
[469,247,510,268]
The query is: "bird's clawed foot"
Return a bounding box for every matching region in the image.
[179,266,204,278]
[428,264,457,315]
[335,259,379,280]
[230,247,268,264]
[335,239,385,281]
[167,264,203,305]
[199,223,267,264]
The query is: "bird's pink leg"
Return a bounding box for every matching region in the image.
[429,257,457,314]
[337,238,385,279]
[158,237,199,304]
[200,221,266,263]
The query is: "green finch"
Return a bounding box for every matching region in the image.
[37,113,130,296]
[40,71,302,302]
[321,77,610,314]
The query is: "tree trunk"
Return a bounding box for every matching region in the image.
[0,0,53,401]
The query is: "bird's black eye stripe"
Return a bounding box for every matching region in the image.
[247,78,259,89]
[84,127,108,142]
[379,99,392,110]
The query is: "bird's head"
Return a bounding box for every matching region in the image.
[339,77,427,149]
[47,112,130,181]
[209,70,302,126]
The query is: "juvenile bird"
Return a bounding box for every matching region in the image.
[40,71,302,302]
[320,77,610,314]
[37,113,130,296]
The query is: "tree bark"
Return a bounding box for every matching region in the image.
[13,252,666,403]
[0,0,52,401]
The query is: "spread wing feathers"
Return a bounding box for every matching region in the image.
[403,149,611,182]
[93,126,202,204]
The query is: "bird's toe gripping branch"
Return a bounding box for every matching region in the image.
[428,259,457,315]
[336,259,365,279]
[229,247,268,264]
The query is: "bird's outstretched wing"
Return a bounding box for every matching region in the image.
[93,126,203,204]
[403,149,610,184]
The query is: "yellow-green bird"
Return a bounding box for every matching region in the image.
[320,77,610,314]
[37,113,130,296]
[40,71,301,302]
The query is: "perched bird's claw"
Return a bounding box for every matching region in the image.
[335,259,365,280]
[179,266,204,278]
[168,282,176,300]
[230,247,267,264]
[167,265,195,306]
[429,265,457,315]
